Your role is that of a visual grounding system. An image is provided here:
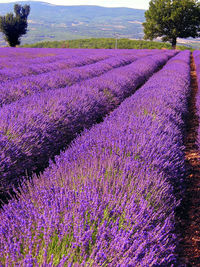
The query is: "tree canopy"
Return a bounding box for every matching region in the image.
[0,4,30,47]
[143,0,200,49]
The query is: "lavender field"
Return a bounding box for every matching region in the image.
[0,48,197,266]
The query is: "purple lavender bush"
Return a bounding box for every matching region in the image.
[0,48,119,83]
[0,50,175,198]
[0,51,191,266]
[0,53,109,82]
[0,51,149,107]
[0,48,154,83]
[193,50,200,150]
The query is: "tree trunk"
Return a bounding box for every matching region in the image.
[171,37,177,50]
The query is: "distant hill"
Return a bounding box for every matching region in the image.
[0,1,145,45]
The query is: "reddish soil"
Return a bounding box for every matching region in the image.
[178,55,200,266]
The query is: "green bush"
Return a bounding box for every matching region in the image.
[22,38,193,50]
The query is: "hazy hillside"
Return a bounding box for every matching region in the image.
[0,1,145,45]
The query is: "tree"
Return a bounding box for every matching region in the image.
[143,0,200,49]
[0,4,30,47]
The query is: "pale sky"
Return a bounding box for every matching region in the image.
[0,0,150,10]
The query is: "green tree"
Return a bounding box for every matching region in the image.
[143,0,200,49]
[0,4,30,47]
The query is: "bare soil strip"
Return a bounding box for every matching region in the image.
[178,54,200,266]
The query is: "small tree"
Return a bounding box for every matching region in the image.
[143,0,200,49]
[0,4,30,47]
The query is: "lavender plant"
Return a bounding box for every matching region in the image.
[193,50,200,150]
[0,50,191,266]
[0,51,109,82]
[0,50,159,106]
[0,50,175,198]
[0,48,153,82]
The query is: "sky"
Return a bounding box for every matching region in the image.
[0,0,150,10]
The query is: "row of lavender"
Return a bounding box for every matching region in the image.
[0,50,191,266]
[0,48,154,82]
[0,53,109,82]
[0,50,157,106]
[0,48,117,68]
[193,51,200,150]
[0,47,141,65]
[0,51,175,198]
[0,49,114,82]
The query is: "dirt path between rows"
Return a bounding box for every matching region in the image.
[177,54,200,266]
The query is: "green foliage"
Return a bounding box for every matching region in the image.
[22,37,192,50]
[0,4,30,47]
[143,0,200,48]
